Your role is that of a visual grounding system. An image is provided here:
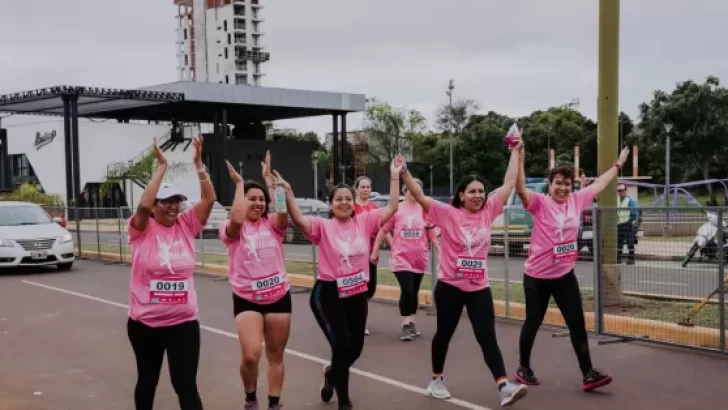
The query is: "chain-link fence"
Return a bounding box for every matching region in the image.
[56,204,726,353]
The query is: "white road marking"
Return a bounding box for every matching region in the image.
[21,280,492,410]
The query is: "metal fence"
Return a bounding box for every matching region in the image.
[52,205,726,354]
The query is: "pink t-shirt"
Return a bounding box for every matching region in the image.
[306,209,383,297]
[219,217,290,304]
[524,188,596,279]
[427,195,504,292]
[381,201,438,274]
[127,208,203,327]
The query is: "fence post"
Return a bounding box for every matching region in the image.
[593,207,604,335]
[503,208,511,318]
[95,207,101,258]
[717,208,726,352]
[427,240,438,315]
[75,205,82,258]
[117,207,124,262]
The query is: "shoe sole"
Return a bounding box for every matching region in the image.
[427,388,451,400]
[514,373,540,386]
[401,336,413,341]
[501,385,528,407]
[583,375,613,392]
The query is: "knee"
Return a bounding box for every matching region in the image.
[265,346,285,366]
[242,348,263,368]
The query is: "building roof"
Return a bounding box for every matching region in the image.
[0,81,367,123]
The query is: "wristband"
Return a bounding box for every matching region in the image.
[612,162,622,169]
[196,164,207,174]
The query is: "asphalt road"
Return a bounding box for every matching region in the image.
[1,260,726,410]
[71,230,723,299]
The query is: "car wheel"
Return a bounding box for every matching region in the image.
[57,262,73,271]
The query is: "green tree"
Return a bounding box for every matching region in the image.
[0,183,64,206]
[100,149,190,196]
[363,99,427,165]
[434,98,480,135]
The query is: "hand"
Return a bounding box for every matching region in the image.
[226,160,243,184]
[271,170,292,192]
[617,146,630,166]
[391,154,406,176]
[192,134,204,167]
[261,150,272,184]
[152,137,168,168]
[370,251,379,264]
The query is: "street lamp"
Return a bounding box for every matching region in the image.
[446,79,454,197]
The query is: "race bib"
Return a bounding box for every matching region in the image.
[149,279,189,304]
[455,257,486,280]
[336,271,368,298]
[400,229,423,239]
[250,272,287,301]
[553,242,578,264]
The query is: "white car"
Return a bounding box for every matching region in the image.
[0,201,75,270]
[183,200,229,235]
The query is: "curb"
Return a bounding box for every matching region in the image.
[77,250,726,349]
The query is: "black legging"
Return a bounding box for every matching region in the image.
[367,261,377,299]
[518,269,593,375]
[127,318,203,410]
[393,271,424,316]
[431,281,507,380]
[310,280,368,405]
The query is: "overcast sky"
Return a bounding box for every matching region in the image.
[1,0,726,138]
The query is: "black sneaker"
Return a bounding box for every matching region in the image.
[409,323,421,337]
[320,365,335,402]
[583,368,612,391]
[400,324,413,341]
[514,366,540,385]
[338,401,352,410]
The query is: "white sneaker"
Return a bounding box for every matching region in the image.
[365,327,370,336]
[427,376,451,399]
[499,381,527,407]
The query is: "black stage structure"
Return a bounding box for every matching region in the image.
[0,81,366,211]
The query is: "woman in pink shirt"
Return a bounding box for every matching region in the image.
[126,135,215,410]
[353,176,380,336]
[513,144,629,392]
[370,177,440,341]
[401,147,528,407]
[272,158,403,410]
[219,152,290,410]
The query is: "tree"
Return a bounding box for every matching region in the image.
[434,98,480,135]
[0,183,64,206]
[100,149,190,196]
[363,99,427,165]
[633,76,728,201]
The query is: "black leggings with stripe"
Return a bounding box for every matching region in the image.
[310,280,368,404]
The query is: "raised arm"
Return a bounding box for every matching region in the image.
[130,138,167,232]
[191,135,216,225]
[515,138,532,208]
[586,147,630,195]
[380,156,404,224]
[272,170,312,236]
[493,133,522,205]
[225,161,245,238]
[261,151,288,231]
[399,156,431,212]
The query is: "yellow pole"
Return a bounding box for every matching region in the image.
[597,0,622,303]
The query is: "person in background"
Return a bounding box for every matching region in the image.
[126,135,215,410]
[617,183,638,265]
[371,177,440,341]
[219,151,291,410]
[353,176,379,336]
[274,158,403,410]
[400,140,529,407]
[513,139,629,391]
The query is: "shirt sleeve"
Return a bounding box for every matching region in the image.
[523,190,546,216]
[364,208,385,238]
[427,199,454,227]
[575,187,597,215]
[177,207,205,238]
[485,193,505,223]
[304,216,325,245]
[127,214,147,245]
[219,219,239,245]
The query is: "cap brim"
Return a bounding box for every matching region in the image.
[157,194,187,201]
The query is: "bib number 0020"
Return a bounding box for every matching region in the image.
[250,272,287,302]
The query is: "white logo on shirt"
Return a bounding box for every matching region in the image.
[336,235,365,270]
[461,227,488,257]
[156,236,190,274]
[245,233,261,262]
[404,214,419,229]
[555,212,566,241]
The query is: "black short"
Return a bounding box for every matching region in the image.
[232,291,292,317]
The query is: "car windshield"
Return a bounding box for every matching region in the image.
[0,205,54,226]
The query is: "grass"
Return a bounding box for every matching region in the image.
[79,244,724,330]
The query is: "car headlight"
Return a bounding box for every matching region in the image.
[0,239,14,247]
[60,233,73,244]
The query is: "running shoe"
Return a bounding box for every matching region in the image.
[514,366,540,385]
[338,402,353,410]
[499,381,528,407]
[583,368,612,391]
[427,376,451,399]
[400,324,413,341]
[320,365,335,402]
[244,401,259,410]
[409,323,421,337]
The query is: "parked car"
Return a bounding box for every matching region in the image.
[490,182,548,256]
[281,198,329,244]
[0,201,75,270]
